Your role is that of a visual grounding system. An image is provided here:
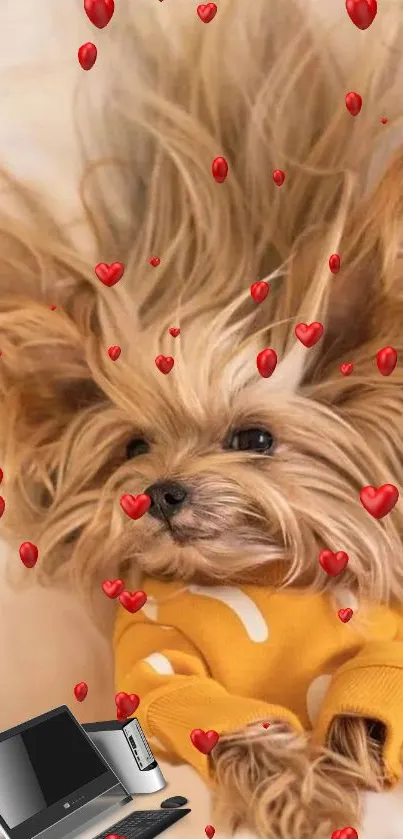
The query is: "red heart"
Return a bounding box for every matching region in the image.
[190,729,219,754]
[155,355,174,374]
[197,3,217,23]
[119,590,148,614]
[19,542,38,569]
[205,828,216,839]
[329,253,341,274]
[376,345,397,376]
[212,156,228,183]
[95,262,124,286]
[262,722,270,729]
[273,169,286,186]
[360,484,399,519]
[78,42,97,70]
[380,117,388,124]
[115,692,140,716]
[340,362,354,376]
[250,281,270,303]
[84,0,115,28]
[74,681,88,702]
[295,322,323,347]
[169,327,180,338]
[345,92,362,116]
[108,345,121,361]
[49,304,57,310]
[149,256,161,267]
[331,828,358,839]
[256,348,277,378]
[338,608,353,623]
[120,493,151,520]
[319,550,349,577]
[0,497,5,519]
[345,0,377,29]
[102,579,124,599]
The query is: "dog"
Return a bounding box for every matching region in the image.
[1,0,403,836]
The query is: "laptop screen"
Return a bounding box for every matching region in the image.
[0,707,117,838]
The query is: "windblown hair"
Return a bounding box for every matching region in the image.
[1,0,403,835]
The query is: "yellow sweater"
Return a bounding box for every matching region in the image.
[114,576,403,785]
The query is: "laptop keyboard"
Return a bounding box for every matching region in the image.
[93,808,191,839]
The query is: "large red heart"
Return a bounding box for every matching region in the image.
[108,346,121,361]
[256,348,277,378]
[360,484,399,519]
[205,828,215,839]
[155,355,174,374]
[19,542,39,569]
[376,345,397,376]
[120,494,151,520]
[115,692,140,716]
[102,579,124,599]
[338,608,353,623]
[119,590,148,614]
[211,156,228,183]
[190,729,220,754]
[345,0,377,30]
[74,682,88,702]
[84,0,115,29]
[78,42,97,71]
[295,322,323,347]
[95,262,124,286]
[319,550,349,577]
[250,281,270,303]
[197,3,217,24]
[331,828,358,839]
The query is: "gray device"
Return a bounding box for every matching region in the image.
[0,706,190,839]
[83,719,166,796]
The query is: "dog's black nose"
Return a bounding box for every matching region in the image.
[145,481,188,520]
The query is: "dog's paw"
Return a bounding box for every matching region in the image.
[210,720,361,839]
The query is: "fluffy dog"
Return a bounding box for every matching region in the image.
[1,0,403,837]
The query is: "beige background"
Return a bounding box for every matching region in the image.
[0,0,403,836]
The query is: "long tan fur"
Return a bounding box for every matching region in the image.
[1,0,403,835]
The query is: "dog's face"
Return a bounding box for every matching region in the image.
[1,263,403,604]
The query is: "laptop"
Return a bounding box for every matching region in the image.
[0,706,190,839]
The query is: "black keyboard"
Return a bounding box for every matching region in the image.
[93,808,191,839]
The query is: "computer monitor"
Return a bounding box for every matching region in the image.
[0,706,130,839]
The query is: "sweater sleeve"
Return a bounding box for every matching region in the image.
[115,619,303,782]
[313,640,403,783]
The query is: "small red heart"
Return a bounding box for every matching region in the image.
[331,828,358,839]
[340,362,354,376]
[49,304,57,310]
[0,497,5,519]
[120,493,151,520]
[329,253,341,273]
[119,590,148,614]
[319,550,349,577]
[360,484,399,519]
[84,0,115,28]
[190,729,219,754]
[115,692,140,716]
[74,681,88,702]
[345,0,377,29]
[376,346,397,376]
[205,828,216,839]
[262,722,270,729]
[250,281,270,303]
[108,345,121,361]
[273,169,286,186]
[78,42,97,70]
[345,92,362,116]
[197,3,217,23]
[212,156,228,183]
[338,608,354,623]
[380,117,388,124]
[0,467,3,484]
[169,327,180,337]
[102,579,124,598]
[256,348,277,378]
[19,542,38,569]
[295,322,323,347]
[95,262,124,286]
[149,256,161,267]
[155,355,174,374]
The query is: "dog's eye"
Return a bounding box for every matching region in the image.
[126,438,150,459]
[226,428,274,454]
